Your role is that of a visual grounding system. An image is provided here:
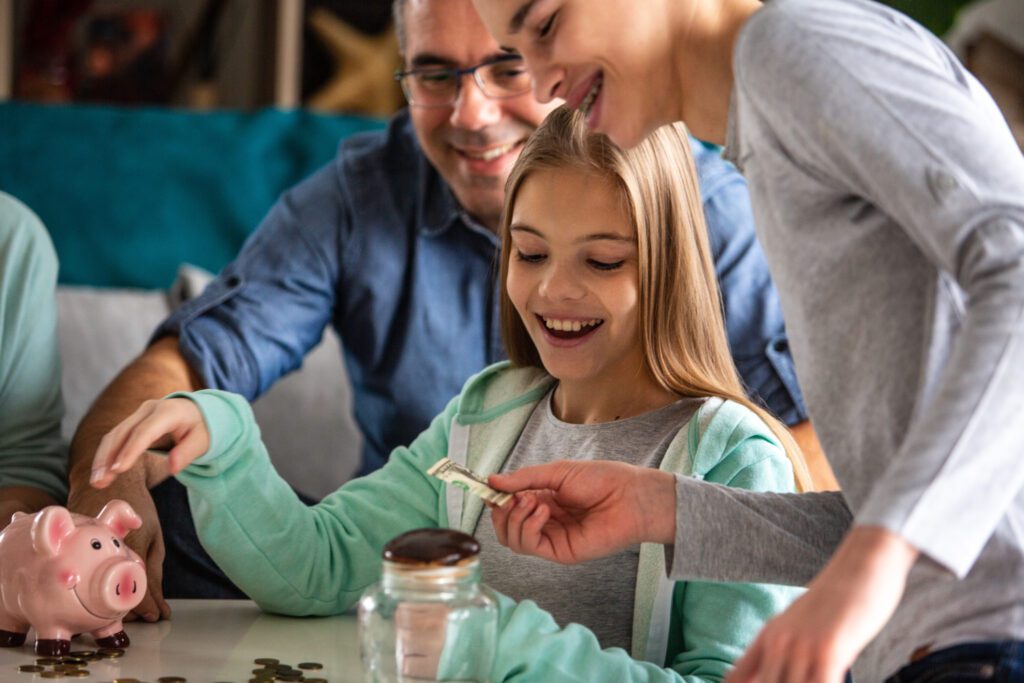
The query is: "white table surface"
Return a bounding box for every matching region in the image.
[0,600,364,682]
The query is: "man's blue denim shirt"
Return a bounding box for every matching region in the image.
[156,111,806,478]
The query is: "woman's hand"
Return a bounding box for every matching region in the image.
[90,398,210,489]
[488,460,677,564]
[726,526,919,683]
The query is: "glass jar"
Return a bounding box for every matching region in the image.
[359,528,499,683]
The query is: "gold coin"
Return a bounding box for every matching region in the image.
[36,658,62,666]
[254,658,279,666]
[157,677,187,683]
[297,662,323,670]
[113,678,141,683]
[19,665,45,672]
[69,651,95,657]
[99,648,126,658]
[305,679,328,683]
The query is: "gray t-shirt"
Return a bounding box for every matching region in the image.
[477,388,703,651]
[668,0,1024,680]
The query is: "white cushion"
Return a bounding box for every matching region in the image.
[57,266,362,500]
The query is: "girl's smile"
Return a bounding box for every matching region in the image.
[535,314,604,346]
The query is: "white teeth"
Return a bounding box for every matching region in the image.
[578,77,602,117]
[463,141,516,161]
[543,317,602,331]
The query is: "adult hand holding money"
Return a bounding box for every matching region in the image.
[487,460,678,564]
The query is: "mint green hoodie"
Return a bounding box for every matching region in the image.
[0,192,66,503]
[175,361,800,682]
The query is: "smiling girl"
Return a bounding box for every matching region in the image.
[89,106,809,681]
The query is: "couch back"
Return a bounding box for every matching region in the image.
[0,102,385,288]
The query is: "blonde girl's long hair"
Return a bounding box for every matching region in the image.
[498,107,813,492]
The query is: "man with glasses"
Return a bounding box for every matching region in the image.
[65,0,817,618]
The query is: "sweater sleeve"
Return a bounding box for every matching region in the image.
[173,389,456,616]
[0,194,67,502]
[669,480,851,587]
[491,593,706,682]
[737,1,1024,578]
[668,402,852,586]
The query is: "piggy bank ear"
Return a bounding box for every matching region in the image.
[30,507,76,558]
[96,500,142,540]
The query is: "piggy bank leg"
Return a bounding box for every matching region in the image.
[93,622,130,649]
[33,637,71,656]
[0,615,28,648]
[0,629,27,647]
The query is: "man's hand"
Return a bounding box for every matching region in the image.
[726,526,919,683]
[68,466,170,622]
[488,460,677,564]
[67,336,202,622]
[83,396,209,621]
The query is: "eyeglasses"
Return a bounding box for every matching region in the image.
[395,55,533,108]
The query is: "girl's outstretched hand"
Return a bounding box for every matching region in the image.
[726,526,918,683]
[90,398,210,489]
[488,460,676,564]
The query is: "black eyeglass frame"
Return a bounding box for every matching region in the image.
[394,54,532,108]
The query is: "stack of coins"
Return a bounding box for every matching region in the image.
[14,652,107,678]
[13,651,328,682]
[249,657,327,683]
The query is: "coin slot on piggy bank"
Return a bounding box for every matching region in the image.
[358,528,499,682]
[0,500,147,656]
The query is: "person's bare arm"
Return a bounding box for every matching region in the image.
[67,336,204,621]
[0,486,61,530]
[790,419,839,491]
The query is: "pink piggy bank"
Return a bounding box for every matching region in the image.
[0,500,147,656]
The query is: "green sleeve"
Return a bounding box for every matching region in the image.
[173,388,458,616]
[666,414,803,681]
[492,593,687,682]
[0,194,67,502]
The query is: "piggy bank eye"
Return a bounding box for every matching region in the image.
[90,539,102,550]
[112,538,121,548]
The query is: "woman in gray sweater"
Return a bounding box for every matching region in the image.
[472,0,1024,681]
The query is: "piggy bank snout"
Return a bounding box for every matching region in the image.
[90,559,147,614]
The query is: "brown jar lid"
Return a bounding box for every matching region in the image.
[383,528,480,566]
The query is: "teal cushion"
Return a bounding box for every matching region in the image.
[0,102,386,288]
